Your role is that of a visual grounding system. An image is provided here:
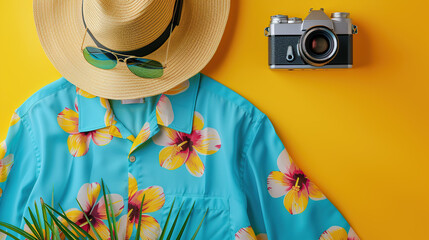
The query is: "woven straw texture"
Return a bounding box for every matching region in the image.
[33,0,230,99]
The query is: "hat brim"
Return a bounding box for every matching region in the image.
[33,0,230,99]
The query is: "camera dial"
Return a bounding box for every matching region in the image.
[288,17,302,23]
[331,12,350,19]
[270,15,288,24]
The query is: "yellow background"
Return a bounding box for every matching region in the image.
[1,0,428,239]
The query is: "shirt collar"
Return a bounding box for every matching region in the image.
[76,73,201,135]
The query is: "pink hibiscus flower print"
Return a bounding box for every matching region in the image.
[61,182,124,239]
[0,141,13,198]
[57,99,113,157]
[116,173,165,240]
[235,226,268,240]
[153,111,221,177]
[267,149,326,215]
[319,226,360,240]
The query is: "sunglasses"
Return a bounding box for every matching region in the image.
[80,29,165,79]
[80,0,183,79]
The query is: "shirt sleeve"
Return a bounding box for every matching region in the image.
[0,112,38,229]
[242,114,359,240]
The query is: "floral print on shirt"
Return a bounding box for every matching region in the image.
[153,111,221,177]
[9,113,20,127]
[76,87,96,99]
[235,226,268,240]
[319,226,360,240]
[0,113,19,198]
[23,224,48,239]
[119,173,165,240]
[0,74,357,240]
[0,141,13,198]
[267,149,326,215]
[60,182,124,239]
[156,80,190,127]
[156,95,174,127]
[57,100,113,157]
[163,80,190,95]
[128,122,151,156]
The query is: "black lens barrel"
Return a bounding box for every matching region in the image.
[299,26,339,66]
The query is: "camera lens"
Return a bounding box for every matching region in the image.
[299,26,339,66]
[311,35,329,54]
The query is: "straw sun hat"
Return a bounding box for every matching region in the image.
[33,0,230,99]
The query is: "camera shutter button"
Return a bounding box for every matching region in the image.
[286,45,294,62]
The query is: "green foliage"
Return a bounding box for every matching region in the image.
[0,180,208,240]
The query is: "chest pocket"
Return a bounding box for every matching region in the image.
[157,195,232,240]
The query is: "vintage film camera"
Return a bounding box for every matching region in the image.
[265,8,358,69]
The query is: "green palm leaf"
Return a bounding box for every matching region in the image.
[27,206,44,239]
[46,210,79,240]
[40,198,50,240]
[176,201,195,240]
[166,201,184,240]
[159,198,176,240]
[135,194,146,240]
[0,180,208,240]
[190,208,208,240]
[106,184,119,240]
[23,217,41,240]
[0,229,20,240]
[76,199,103,240]
[44,204,94,240]
[34,201,45,239]
[101,179,116,240]
[59,205,88,240]
[43,219,61,240]
[0,221,37,240]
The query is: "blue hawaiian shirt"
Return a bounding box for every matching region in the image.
[0,73,358,240]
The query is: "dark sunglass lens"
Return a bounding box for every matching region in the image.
[83,47,117,69]
[126,58,164,78]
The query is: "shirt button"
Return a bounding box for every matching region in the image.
[129,156,136,162]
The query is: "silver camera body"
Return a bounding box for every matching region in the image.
[265,8,357,69]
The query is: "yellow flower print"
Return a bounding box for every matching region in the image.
[117,173,165,240]
[0,141,14,185]
[163,80,189,95]
[267,149,326,215]
[156,81,189,127]
[0,231,4,240]
[57,104,113,157]
[24,224,47,238]
[9,112,20,126]
[235,226,268,240]
[156,80,190,126]
[156,95,174,127]
[319,226,360,240]
[129,122,151,156]
[0,113,20,192]
[115,214,132,240]
[100,98,115,126]
[99,98,125,139]
[61,182,124,239]
[153,111,221,177]
[76,87,96,98]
